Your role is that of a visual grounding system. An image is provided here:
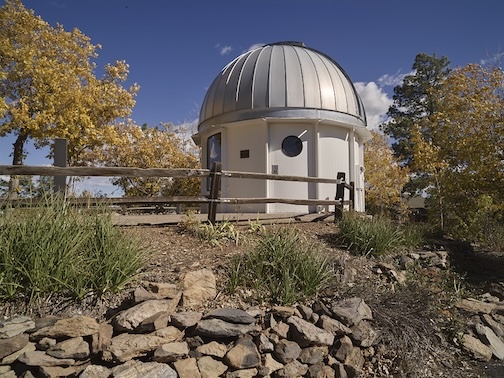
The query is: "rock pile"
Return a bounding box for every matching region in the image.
[0,270,379,378]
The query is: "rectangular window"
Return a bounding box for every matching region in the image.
[207,133,221,190]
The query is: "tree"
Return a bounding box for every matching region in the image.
[412,64,504,241]
[83,122,201,197]
[364,131,410,218]
[381,53,451,171]
[0,0,139,197]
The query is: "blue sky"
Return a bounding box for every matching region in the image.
[1,0,503,193]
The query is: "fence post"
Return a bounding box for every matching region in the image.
[54,138,67,194]
[349,181,355,211]
[208,162,222,224]
[334,172,346,221]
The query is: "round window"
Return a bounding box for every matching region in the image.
[281,135,303,157]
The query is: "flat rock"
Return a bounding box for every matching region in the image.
[153,341,189,362]
[136,311,171,333]
[274,339,301,364]
[91,322,113,354]
[103,326,183,363]
[317,315,351,336]
[298,346,328,365]
[79,364,112,378]
[0,316,35,339]
[225,368,258,378]
[197,355,228,378]
[461,334,493,362]
[39,362,90,378]
[1,341,36,365]
[182,269,217,308]
[262,353,284,375]
[456,298,497,314]
[350,320,378,347]
[173,357,201,378]
[275,359,308,377]
[331,297,373,327]
[111,359,177,378]
[475,323,504,360]
[170,311,203,328]
[46,336,90,359]
[0,333,29,359]
[18,350,75,367]
[195,318,258,338]
[113,294,181,332]
[147,282,180,299]
[196,341,228,358]
[287,316,335,347]
[224,337,261,369]
[29,316,100,340]
[204,308,256,324]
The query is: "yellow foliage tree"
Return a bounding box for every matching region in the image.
[83,122,201,197]
[0,0,138,196]
[412,64,504,240]
[364,131,410,218]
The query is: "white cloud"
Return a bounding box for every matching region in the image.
[480,51,504,67]
[354,81,393,131]
[215,44,233,56]
[245,43,265,53]
[378,70,411,87]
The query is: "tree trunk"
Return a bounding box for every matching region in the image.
[8,133,27,199]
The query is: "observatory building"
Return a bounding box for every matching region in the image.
[193,42,372,213]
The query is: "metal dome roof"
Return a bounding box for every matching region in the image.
[198,42,366,130]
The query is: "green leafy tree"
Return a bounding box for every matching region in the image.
[381,53,450,171]
[412,64,504,242]
[0,0,139,198]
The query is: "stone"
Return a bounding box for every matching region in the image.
[274,339,302,363]
[170,311,203,328]
[112,294,181,332]
[225,368,258,378]
[256,333,274,353]
[90,322,113,354]
[1,341,36,365]
[0,316,35,339]
[272,306,297,318]
[287,316,335,347]
[245,307,264,318]
[17,351,75,367]
[343,347,365,372]
[196,341,228,358]
[0,366,15,378]
[456,298,497,314]
[461,334,492,362]
[224,337,261,369]
[308,362,336,378]
[133,286,158,303]
[475,323,504,360]
[331,297,373,327]
[136,311,171,333]
[39,362,90,378]
[204,308,256,324]
[102,326,183,362]
[111,359,177,378]
[262,353,284,375]
[79,364,111,378]
[197,355,228,378]
[36,337,56,351]
[272,321,290,338]
[349,321,378,347]
[333,336,354,363]
[195,318,258,338]
[298,346,328,365]
[275,359,309,377]
[182,269,217,308]
[0,333,28,359]
[374,262,406,284]
[317,315,351,337]
[147,282,180,299]
[482,314,504,338]
[29,316,100,341]
[173,357,201,378]
[46,336,90,359]
[297,304,313,321]
[153,341,189,362]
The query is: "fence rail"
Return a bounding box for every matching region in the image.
[0,164,354,223]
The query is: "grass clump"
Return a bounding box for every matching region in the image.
[335,213,422,257]
[228,226,333,305]
[0,195,146,302]
[180,211,240,247]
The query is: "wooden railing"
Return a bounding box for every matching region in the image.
[0,163,354,223]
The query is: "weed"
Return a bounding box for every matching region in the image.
[228,226,333,305]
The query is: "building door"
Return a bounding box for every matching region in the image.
[268,123,314,213]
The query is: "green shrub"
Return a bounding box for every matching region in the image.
[180,211,240,247]
[335,213,420,257]
[0,194,146,302]
[228,227,333,305]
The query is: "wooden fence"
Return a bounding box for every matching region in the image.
[0,163,354,224]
